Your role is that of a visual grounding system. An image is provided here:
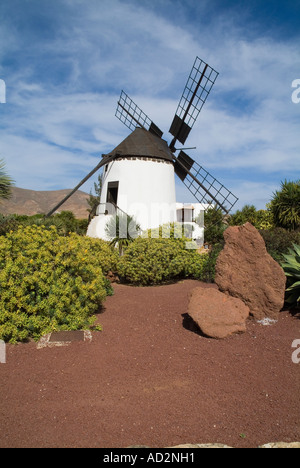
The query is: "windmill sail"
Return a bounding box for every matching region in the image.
[45,154,116,217]
[48,56,237,221]
[173,151,238,215]
[169,57,219,151]
[116,91,163,138]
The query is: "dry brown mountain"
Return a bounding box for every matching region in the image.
[0,187,90,219]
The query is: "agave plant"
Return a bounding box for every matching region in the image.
[105,213,141,256]
[281,244,300,307]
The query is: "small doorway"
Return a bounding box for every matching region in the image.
[106,181,119,206]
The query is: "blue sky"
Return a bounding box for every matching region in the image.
[0,0,299,211]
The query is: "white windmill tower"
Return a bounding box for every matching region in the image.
[46,57,238,239]
[88,124,177,239]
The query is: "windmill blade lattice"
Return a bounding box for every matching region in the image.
[169,57,219,147]
[116,90,163,138]
[174,151,238,215]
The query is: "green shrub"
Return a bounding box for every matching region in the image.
[51,211,89,235]
[0,212,89,236]
[229,205,273,230]
[143,222,194,240]
[201,243,224,283]
[0,214,19,236]
[269,180,300,231]
[0,225,118,343]
[281,244,300,308]
[117,237,208,285]
[202,207,226,245]
[259,228,300,263]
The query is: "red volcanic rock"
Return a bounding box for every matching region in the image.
[188,287,249,339]
[215,223,286,320]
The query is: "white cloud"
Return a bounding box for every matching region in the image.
[1,133,99,190]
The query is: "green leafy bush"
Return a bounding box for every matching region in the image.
[281,244,300,308]
[143,222,194,240]
[117,237,208,286]
[200,243,224,283]
[0,212,89,236]
[0,225,118,343]
[260,228,300,263]
[0,214,19,236]
[229,205,273,230]
[270,180,300,231]
[202,207,227,245]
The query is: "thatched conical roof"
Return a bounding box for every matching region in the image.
[105,127,174,162]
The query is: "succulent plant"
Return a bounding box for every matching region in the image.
[281,244,300,307]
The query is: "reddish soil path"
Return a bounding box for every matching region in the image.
[0,280,299,448]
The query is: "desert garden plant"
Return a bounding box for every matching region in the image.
[0,225,118,343]
[281,244,300,308]
[200,243,224,283]
[270,180,300,231]
[202,206,226,245]
[105,213,140,255]
[260,228,300,263]
[0,214,19,236]
[229,204,273,230]
[143,222,194,240]
[117,237,208,285]
[0,212,89,236]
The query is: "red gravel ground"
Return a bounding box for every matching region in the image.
[0,280,299,448]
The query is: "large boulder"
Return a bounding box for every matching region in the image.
[188,287,250,339]
[215,223,286,320]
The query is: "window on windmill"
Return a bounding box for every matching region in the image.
[106,181,119,207]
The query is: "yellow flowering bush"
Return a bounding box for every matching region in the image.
[0,225,118,343]
[117,237,208,285]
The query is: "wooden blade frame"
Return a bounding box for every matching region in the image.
[173,151,238,215]
[169,57,219,151]
[116,90,163,138]
[45,154,116,217]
